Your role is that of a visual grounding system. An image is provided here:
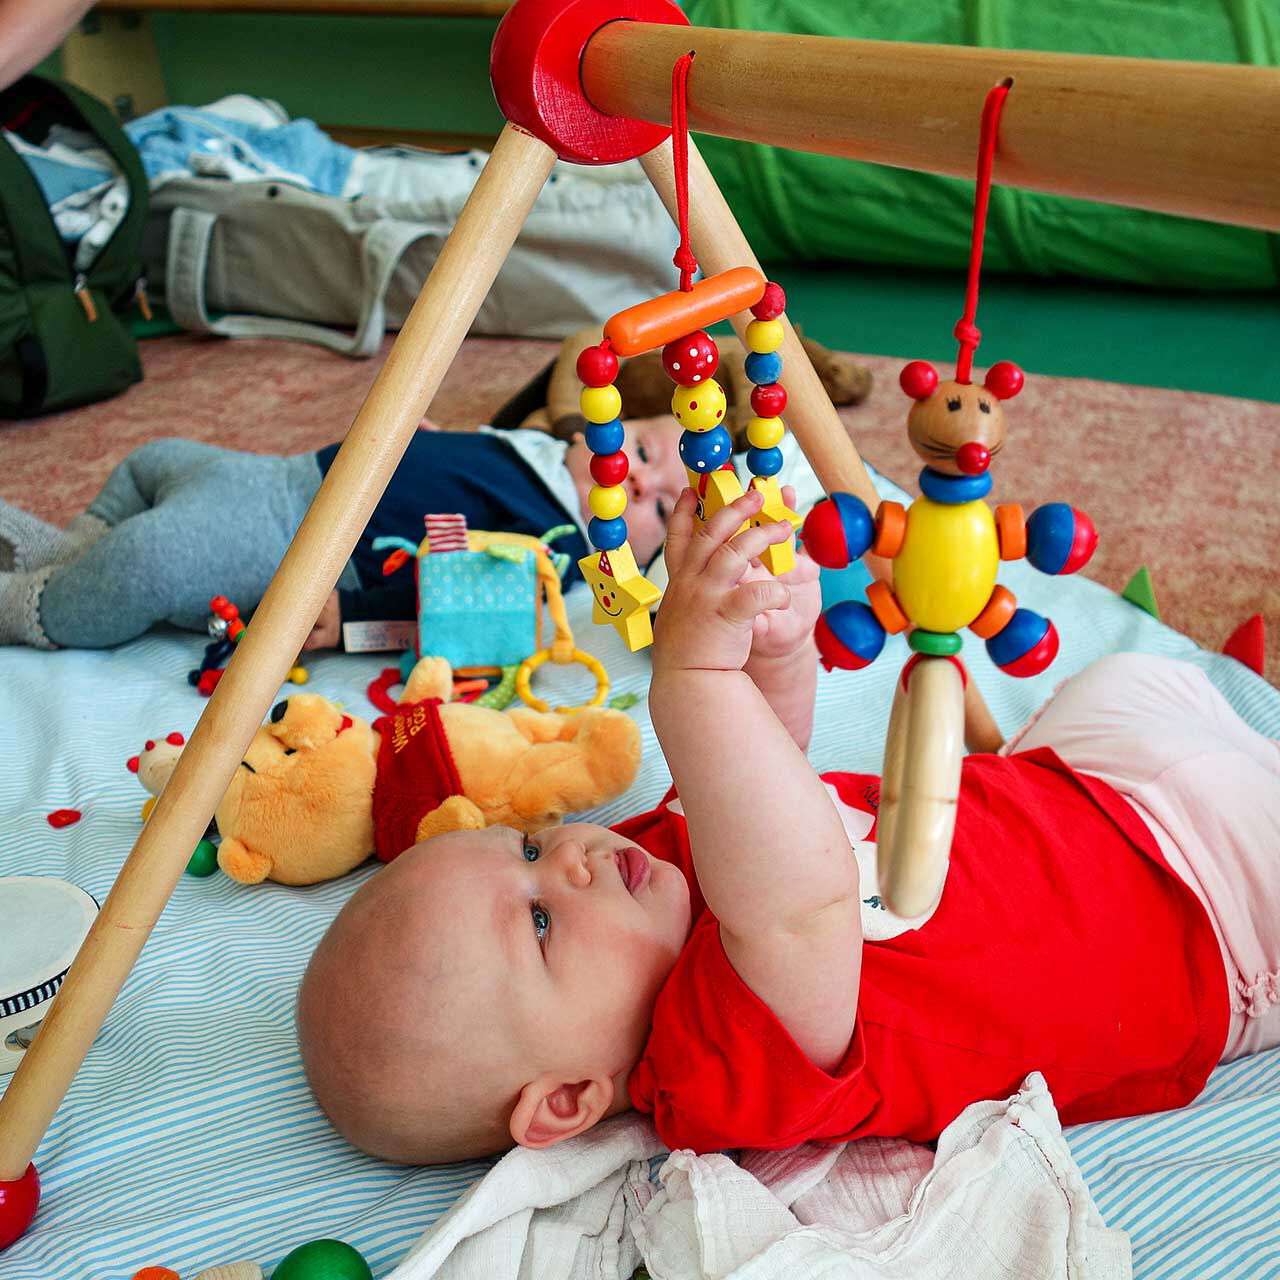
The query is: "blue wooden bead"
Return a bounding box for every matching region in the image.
[679,425,732,473]
[985,607,1049,668]
[816,601,885,670]
[744,350,784,385]
[747,446,784,477]
[585,419,625,455]
[589,516,628,550]
[1025,503,1075,575]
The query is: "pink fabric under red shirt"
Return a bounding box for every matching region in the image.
[613,749,1229,1154]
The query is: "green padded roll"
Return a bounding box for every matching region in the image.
[683,0,1280,290]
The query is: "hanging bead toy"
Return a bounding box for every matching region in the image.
[577,52,799,651]
[800,79,1097,678]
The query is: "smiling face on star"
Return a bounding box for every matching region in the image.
[592,579,624,616]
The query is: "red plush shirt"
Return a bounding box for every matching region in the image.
[614,748,1229,1154]
[371,698,464,861]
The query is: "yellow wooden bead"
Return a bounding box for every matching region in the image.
[589,484,627,520]
[745,318,784,354]
[746,415,785,449]
[671,379,727,432]
[580,384,621,424]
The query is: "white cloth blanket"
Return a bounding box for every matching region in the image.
[387,1073,1131,1280]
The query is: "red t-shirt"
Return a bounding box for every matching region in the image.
[371,699,464,861]
[614,748,1229,1154]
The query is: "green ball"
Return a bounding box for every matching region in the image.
[185,838,220,878]
[273,1239,373,1280]
[907,629,963,657]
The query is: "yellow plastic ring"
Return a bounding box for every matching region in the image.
[516,647,611,714]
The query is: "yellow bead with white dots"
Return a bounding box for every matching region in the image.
[745,318,784,354]
[746,415,785,449]
[588,484,627,521]
[671,379,727,432]
[580,383,622,424]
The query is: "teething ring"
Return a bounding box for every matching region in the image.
[516,647,610,714]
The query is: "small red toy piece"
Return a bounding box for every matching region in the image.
[662,330,719,386]
[589,450,630,487]
[46,808,81,829]
[576,343,619,387]
[750,281,787,320]
[1223,614,1265,676]
[0,1163,39,1250]
[490,0,688,164]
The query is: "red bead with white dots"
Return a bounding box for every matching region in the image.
[576,344,619,388]
[750,282,786,321]
[662,330,719,386]
[750,383,787,416]
[589,450,630,486]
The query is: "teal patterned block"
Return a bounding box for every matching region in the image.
[417,550,539,669]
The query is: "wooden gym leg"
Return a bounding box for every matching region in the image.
[640,138,1004,752]
[0,123,558,1186]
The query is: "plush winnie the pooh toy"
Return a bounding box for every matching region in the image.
[134,657,640,886]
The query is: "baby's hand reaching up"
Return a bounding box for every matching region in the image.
[654,488,794,677]
[744,485,821,664]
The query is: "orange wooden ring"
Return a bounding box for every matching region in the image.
[603,267,766,356]
[867,580,910,634]
[970,585,1017,639]
[132,1269,180,1280]
[872,501,907,558]
[995,503,1026,561]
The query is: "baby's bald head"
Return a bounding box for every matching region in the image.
[297,822,690,1164]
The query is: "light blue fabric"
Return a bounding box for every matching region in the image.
[125,106,355,194]
[1,462,1278,1278]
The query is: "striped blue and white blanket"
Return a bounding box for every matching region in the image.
[1,467,1276,1279]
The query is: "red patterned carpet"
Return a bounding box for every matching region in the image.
[2,333,1277,683]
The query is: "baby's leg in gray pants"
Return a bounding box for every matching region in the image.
[38,440,324,648]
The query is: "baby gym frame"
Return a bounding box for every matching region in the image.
[1,0,1277,1247]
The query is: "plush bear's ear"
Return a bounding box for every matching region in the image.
[899,360,939,401]
[217,836,272,884]
[267,693,346,751]
[983,361,1025,400]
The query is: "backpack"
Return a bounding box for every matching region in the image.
[0,75,149,418]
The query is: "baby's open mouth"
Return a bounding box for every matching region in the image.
[615,846,650,895]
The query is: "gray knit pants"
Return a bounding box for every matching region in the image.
[39,439,331,648]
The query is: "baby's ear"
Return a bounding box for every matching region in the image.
[509,1075,614,1150]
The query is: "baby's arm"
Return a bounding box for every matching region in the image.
[650,490,862,1071]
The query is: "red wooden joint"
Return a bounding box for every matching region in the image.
[0,1163,40,1251]
[901,652,968,693]
[490,0,688,165]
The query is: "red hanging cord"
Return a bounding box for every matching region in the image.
[954,77,1013,384]
[670,51,698,292]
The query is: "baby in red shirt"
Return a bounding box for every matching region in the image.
[297,486,1280,1163]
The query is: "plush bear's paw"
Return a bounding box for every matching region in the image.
[217,837,273,884]
[414,795,486,844]
[403,656,454,704]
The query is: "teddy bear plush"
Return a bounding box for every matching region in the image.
[133,657,641,886]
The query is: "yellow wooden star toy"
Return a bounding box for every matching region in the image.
[578,542,662,651]
[749,476,801,576]
[688,465,746,529]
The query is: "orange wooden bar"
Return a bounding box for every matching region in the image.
[603,266,765,356]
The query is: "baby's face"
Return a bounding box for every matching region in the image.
[401,821,691,1101]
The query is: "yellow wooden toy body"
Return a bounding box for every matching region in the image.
[892,496,999,634]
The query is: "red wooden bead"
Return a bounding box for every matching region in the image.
[662,330,719,386]
[750,383,787,416]
[576,344,619,387]
[589,450,630,486]
[750,281,786,321]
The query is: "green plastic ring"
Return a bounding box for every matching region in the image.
[185,838,220,878]
[908,629,963,656]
